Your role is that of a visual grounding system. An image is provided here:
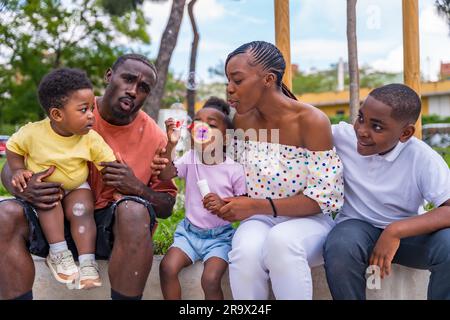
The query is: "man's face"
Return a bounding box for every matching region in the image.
[353,96,413,156]
[104,59,156,123]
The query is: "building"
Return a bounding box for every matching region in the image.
[184,80,450,118]
[297,80,450,117]
[441,62,450,81]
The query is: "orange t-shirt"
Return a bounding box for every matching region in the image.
[89,99,177,209]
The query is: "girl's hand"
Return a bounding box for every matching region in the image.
[217,196,256,222]
[165,118,181,145]
[11,169,34,192]
[203,193,226,215]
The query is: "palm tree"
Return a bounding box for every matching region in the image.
[347,0,359,124]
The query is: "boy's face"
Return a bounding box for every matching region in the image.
[353,95,415,156]
[50,88,95,136]
[103,59,156,124]
[190,108,228,152]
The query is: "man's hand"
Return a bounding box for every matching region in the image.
[100,157,144,196]
[203,193,226,215]
[217,196,256,222]
[369,226,401,279]
[11,169,34,192]
[14,166,62,210]
[150,147,170,181]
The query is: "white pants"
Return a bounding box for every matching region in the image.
[228,214,334,300]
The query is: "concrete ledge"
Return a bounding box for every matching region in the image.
[32,255,430,300]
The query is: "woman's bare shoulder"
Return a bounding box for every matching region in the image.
[296,101,330,128]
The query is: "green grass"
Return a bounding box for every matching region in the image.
[0,158,9,196]
[153,178,185,254]
[434,147,450,166]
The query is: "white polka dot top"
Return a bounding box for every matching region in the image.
[231,139,344,217]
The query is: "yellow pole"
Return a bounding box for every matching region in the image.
[402,0,422,139]
[274,0,292,90]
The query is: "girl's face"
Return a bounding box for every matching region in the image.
[190,108,228,152]
[226,52,266,115]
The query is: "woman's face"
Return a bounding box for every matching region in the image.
[226,52,265,115]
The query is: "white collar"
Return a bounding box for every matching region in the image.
[374,140,409,162]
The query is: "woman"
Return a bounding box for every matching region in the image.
[152,41,344,300]
[218,41,344,299]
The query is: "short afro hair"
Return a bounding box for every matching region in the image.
[202,96,233,129]
[368,83,421,123]
[111,53,157,83]
[38,68,93,115]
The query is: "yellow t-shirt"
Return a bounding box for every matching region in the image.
[6,118,116,190]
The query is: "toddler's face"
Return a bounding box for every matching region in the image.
[53,88,96,136]
[353,96,412,156]
[190,108,227,152]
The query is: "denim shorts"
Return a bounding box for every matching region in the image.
[0,195,156,260]
[171,218,235,264]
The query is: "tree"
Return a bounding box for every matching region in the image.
[0,0,149,125]
[186,0,199,119]
[144,0,187,120]
[291,65,399,95]
[101,0,187,115]
[346,0,359,124]
[436,0,450,33]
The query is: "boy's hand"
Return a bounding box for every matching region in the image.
[11,169,34,192]
[203,193,226,215]
[369,226,401,279]
[165,118,181,145]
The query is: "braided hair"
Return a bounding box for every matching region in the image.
[225,41,297,100]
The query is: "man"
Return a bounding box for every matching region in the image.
[0,54,177,300]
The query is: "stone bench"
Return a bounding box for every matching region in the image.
[32,255,430,300]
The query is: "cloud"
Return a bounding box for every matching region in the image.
[195,0,226,22]
[291,38,397,69]
[368,1,450,80]
[370,46,403,73]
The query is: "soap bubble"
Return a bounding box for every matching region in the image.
[73,203,85,216]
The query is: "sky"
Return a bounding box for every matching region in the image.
[137,0,450,84]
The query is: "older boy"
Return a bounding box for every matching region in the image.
[324,83,450,299]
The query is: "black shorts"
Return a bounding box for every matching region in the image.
[0,196,157,260]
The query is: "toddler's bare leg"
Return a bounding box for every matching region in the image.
[63,189,95,255]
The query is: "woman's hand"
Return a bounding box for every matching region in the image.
[217,196,257,222]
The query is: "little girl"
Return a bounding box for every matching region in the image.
[157,97,246,300]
